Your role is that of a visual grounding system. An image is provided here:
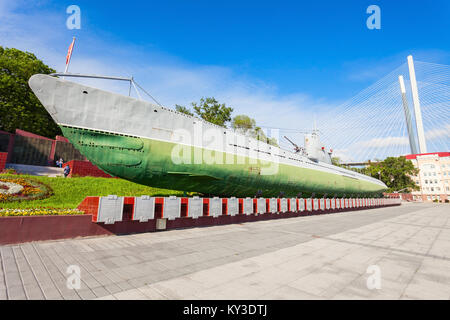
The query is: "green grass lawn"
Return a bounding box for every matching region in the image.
[0,174,186,209]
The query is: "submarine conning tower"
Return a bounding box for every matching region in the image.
[304,130,333,164]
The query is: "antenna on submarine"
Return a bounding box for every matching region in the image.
[313,115,318,134]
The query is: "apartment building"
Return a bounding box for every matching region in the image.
[406,152,450,202]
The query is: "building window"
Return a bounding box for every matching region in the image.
[427,196,431,200]
[446,187,449,191]
[431,187,434,191]
[425,180,428,184]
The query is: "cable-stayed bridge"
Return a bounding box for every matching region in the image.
[274,56,449,163]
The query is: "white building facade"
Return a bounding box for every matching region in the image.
[407,152,450,202]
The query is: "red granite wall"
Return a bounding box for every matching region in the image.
[0,215,112,245]
[63,160,113,178]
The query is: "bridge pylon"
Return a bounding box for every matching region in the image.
[398,75,418,154]
[407,55,427,154]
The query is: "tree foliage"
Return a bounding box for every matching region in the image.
[364,156,419,192]
[175,97,233,127]
[175,104,194,116]
[231,115,256,132]
[191,97,233,127]
[175,100,280,146]
[231,114,278,146]
[253,126,278,147]
[331,157,341,166]
[0,46,60,138]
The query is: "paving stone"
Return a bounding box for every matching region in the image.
[76,289,97,300]
[6,285,27,300]
[1,203,449,299]
[113,289,147,300]
[257,285,323,300]
[41,287,63,300]
[104,283,124,295]
[95,294,117,300]
[24,285,45,300]
[116,281,134,291]
[137,286,170,300]
[92,286,110,298]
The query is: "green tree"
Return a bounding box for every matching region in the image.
[191,97,233,127]
[231,114,256,133]
[266,137,279,147]
[365,156,419,192]
[232,115,279,147]
[253,128,279,147]
[175,100,279,147]
[0,47,60,138]
[175,104,194,116]
[331,157,341,166]
[175,97,233,127]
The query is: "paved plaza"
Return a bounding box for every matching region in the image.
[0,202,449,300]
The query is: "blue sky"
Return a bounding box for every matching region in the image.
[3,0,449,97]
[50,0,450,97]
[1,0,449,159]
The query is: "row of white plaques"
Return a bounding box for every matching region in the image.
[96,196,401,224]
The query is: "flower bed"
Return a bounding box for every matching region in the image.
[0,177,53,202]
[0,208,84,217]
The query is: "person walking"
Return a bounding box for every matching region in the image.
[58,158,64,168]
[63,165,70,178]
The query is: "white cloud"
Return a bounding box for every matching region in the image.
[332,148,353,162]
[355,136,410,148]
[425,124,450,140]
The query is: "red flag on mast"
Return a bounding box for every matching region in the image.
[65,37,76,73]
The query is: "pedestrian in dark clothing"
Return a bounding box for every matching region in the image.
[64,165,70,178]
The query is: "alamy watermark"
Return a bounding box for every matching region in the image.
[366,5,381,30]
[66,5,81,30]
[66,264,81,290]
[366,264,381,290]
[170,124,280,175]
